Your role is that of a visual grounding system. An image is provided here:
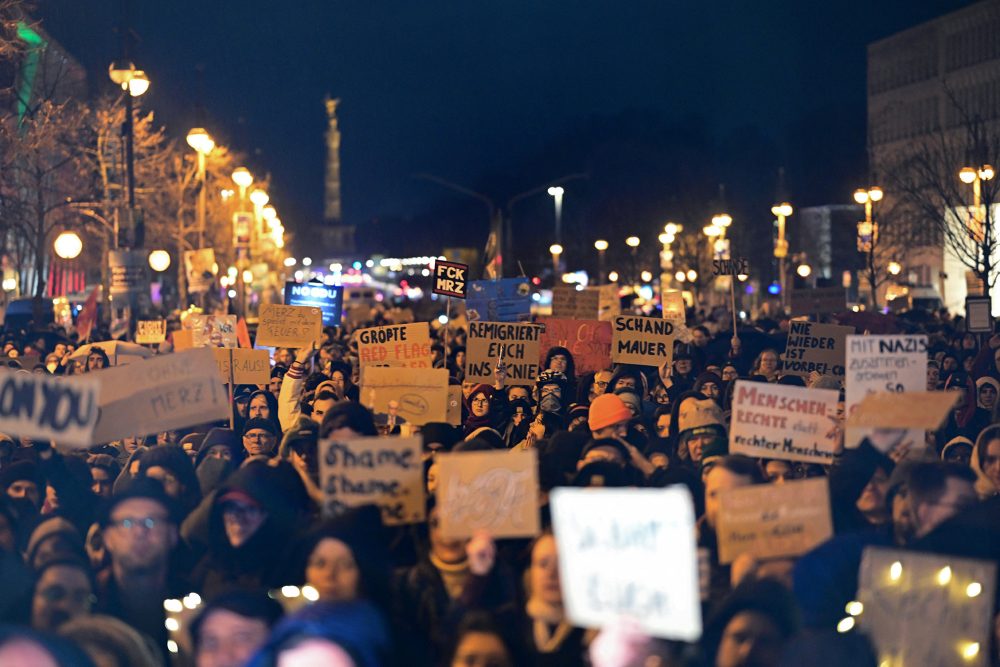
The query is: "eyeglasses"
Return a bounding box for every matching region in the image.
[108,516,168,532]
[471,397,489,405]
[593,380,609,389]
[243,432,275,441]
[38,586,96,606]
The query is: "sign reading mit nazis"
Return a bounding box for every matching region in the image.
[611,316,675,367]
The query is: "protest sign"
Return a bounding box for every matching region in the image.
[782,320,852,379]
[185,314,238,348]
[712,257,750,276]
[611,316,675,367]
[0,370,99,448]
[212,348,270,385]
[433,260,468,298]
[360,367,448,426]
[858,547,996,667]
[846,391,959,430]
[597,283,620,321]
[446,385,462,426]
[789,286,847,316]
[319,435,425,526]
[966,296,992,333]
[109,250,148,297]
[283,281,344,326]
[466,278,532,322]
[172,329,194,351]
[729,380,840,464]
[716,478,833,564]
[135,320,166,345]
[465,321,543,386]
[550,486,701,641]
[183,248,216,293]
[435,449,540,539]
[91,348,230,443]
[356,323,433,368]
[661,289,686,323]
[538,318,612,375]
[255,304,322,348]
[551,286,599,319]
[845,335,928,448]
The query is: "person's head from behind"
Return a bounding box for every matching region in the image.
[0,626,92,667]
[31,558,94,632]
[907,462,977,539]
[320,401,378,441]
[250,601,389,667]
[448,612,519,667]
[191,591,283,667]
[706,578,798,667]
[100,480,178,576]
[704,456,763,531]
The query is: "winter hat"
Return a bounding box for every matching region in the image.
[976,377,1000,408]
[279,417,319,459]
[458,428,505,450]
[588,394,633,432]
[0,460,44,491]
[567,403,589,423]
[98,477,181,528]
[241,418,279,438]
[693,426,729,467]
[26,517,83,567]
[465,383,495,406]
[581,437,632,464]
[572,460,631,487]
[179,432,207,455]
[420,422,460,452]
[233,385,255,403]
[195,428,242,467]
[677,397,724,433]
[941,436,974,462]
[614,388,642,416]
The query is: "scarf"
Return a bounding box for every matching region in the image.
[430,553,469,600]
[526,597,573,653]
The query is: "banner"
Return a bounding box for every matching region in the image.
[858,547,996,667]
[91,348,230,443]
[661,289,686,323]
[183,248,216,293]
[550,486,701,641]
[435,449,540,539]
[611,315,675,367]
[433,260,468,298]
[729,380,840,464]
[185,314,237,348]
[551,286,600,319]
[845,335,928,448]
[466,278,532,322]
[108,250,149,297]
[789,286,846,316]
[0,370,99,448]
[716,478,833,564]
[781,320,852,379]
[360,367,448,426]
[465,321,543,386]
[538,318,612,375]
[319,435,425,526]
[283,282,344,326]
[212,348,270,385]
[356,323,433,368]
[256,304,322,349]
[135,320,166,345]
[846,391,959,430]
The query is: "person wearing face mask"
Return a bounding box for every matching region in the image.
[535,370,570,420]
[541,347,577,402]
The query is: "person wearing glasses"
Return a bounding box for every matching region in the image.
[240,419,280,459]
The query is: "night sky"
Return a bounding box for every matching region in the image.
[39,0,973,264]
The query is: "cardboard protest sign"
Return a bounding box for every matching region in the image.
[91,348,230,443]
[185,314,238,348]
[360,367,448,426]
[858,546,996,667]
[319,435,425,526]
[845,335,928,449]
[433,260,468,298]
[782,320,852,379]
[465,321,543,386]
[466,278,532,322]
[435,449,540,539]
[446,385,462,427]
[212,348,270,385]
[356,323,433,368]
[172,329,194,351]
[789,286,847,316]
[255,304,322,349]
[712,257,750,276]
[283,281,343,326]
[716,478,833,564]
[729,380,840,464]
[135,320,166,345]
[0,371,99,448]
[184,248,216,293]
[611,316,675,367]
[550,486,701,641]
[846,391,959,430]
[538,318,612,375]
[551,286,600,319]
[661,289,686,323]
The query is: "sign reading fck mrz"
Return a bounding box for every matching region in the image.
[433,260,468,299]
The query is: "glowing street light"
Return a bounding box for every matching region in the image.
[547,186,565,245]
[594,239,608,251]
[796,264,812,278]
[53,231,83,259]
[686,269,698,282]
[607,270,619,283]
[148,250,171,272]
[549,243,563,281]
[625,236,640,248]
[249,188,269,208]
[185,128,215,155]
[888,261,902,276]
[771,201,793,307]
[594,240,608,285]
[675,271,686,283]
[640,270,653,283]
[959,164,995,243]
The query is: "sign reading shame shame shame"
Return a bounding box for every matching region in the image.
[611,315,675,367]
[319,435,425,526]
[255,304,323,348]
[550,486,702,641]
[0,371,100,448]
[465,322,543,386]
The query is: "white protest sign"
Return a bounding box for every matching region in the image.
[135,320,166,345]
[550,486,701,641]
[729,380,840,464]
[845,335,928,449]
[91,348,230,443]
[319,435,425,526]
[0,371,100,448]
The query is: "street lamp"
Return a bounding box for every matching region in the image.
[186,127,215,256]
[594,239,608,285]
[232,167,253,198]
[108,60,149,243]
[148,250,171,272]
[547,186,565,245]
[854,186,883,308]
[549,244,563,282]
[53,231,83,260]
[249,188,269,208]
[640,270,653,283]
[625,236,640,248]
[771,202,793,306]
[959,164,995,242]
[625,236,640,284]
[675,271,687,283]
[888,261,902,276]
[607,270,619,283]
[686,269,698,282]
[796,264,812,278]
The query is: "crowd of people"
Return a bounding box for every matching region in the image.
[0,304,998,667]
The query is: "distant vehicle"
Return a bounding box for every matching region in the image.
[2,297,55,333]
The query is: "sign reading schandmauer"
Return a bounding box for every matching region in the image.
[611,316,675,367]
[729,380,840,464]
[433,260,468,298]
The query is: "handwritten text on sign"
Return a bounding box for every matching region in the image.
[360,367,448,426]
[538,318,612,375]
[255,304,323,348]
[550,486,702,641]
[729,380,840,464]
[135,320,166,345]
[319,435,425,526]
[611,316,675,367]
[356,322,433,368]
[716,478,833,564]
[0,371,99,448]
[433,260,468,298]
[858,547,996,667]
[212,348,271,385]
[782,320,852,378]
[465,322,543,386]
[435,449,540,539]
